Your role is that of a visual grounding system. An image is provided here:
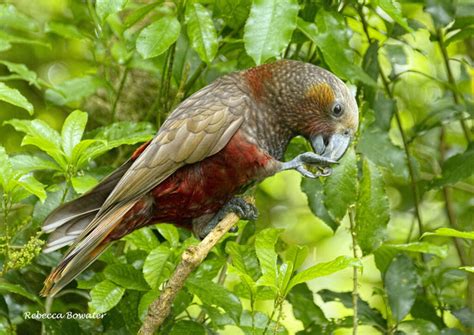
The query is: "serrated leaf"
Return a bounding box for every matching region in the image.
[136,16,181,59]
[96,0,127,22]
[297,15,376,85]
[185,3,218,64]
[71,175,98,194]
[0,4,38,32]
[385,254,418,322]
[244,0,299,65]
[10,154,60,174]
[255,228,283,283]
[355,158,390,255]
[62,110,88,159]
[0,60,39,87]
[123,227,159,252]
[324,148,357,221]
[301,178,338,231]
[156,224,179,248]
[376,0,412,33]
[0,146,13,190]
[422,228,474,240]
[14,175,47,202]
[287,256,359,293]
[89,280,125,313]
[45,76,104,106]
[0,279,43,305]
[0,82,33,114]
[186,277,242,321]
[433,148,474,188]
[143,245,171,289]
[104,264,150,291]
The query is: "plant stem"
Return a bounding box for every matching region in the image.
[1,194,11,274]
[349,207,359,335]
[110,67,129,122]
[437,28,471,144]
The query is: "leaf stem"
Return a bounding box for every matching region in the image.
[349,206,359,335]
[110,67,129,122]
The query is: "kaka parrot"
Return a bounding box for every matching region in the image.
[40,60,358,296]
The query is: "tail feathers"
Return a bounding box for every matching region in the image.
[42,160,132,234]
[40,201,138,297]
[43,213,95,253]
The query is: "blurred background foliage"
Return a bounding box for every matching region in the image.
[0,0,473,334]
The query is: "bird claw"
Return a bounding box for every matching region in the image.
[282,152,335,179]
[197,197,257,239]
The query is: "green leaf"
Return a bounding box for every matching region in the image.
[384,242,448,258]
[255,228,283,281]
[226,242,261,280]
[355,158,390,255]
[138,290,160,321]
[283,245,309,272]
[433,148,474,188]
[244,0,299,65]
[45,21,85,40]
[0,60,39,87]
[375,0,412,33]
[143,245,172,289]
[297,15,376,85]
[301,178,338,231]
[0,82,33,114]
[422,227,474,240]
[124,2,161,27]
[0,4,38,32]
[324,148,357,221]
[4,119,66,169]
[0,146,13,191]
[70,139,103,168]
[214,0,251,30]
[156,224,180,248]
[61,110,88,159]
[0,31,50,49]
[399,319,440,335]
[14,175,47,202]
[186,277,242,321]
[426,0,455,28]
[0,279,43,305]
[45,76,104,106]
[89,280,125,313]
[96,0,127,22]
[460,266,474,273]
[185,3,218,64]
[123,227,159,252]
[446,27,474,46]
[136,16,181,59]
[169,320,206,335]
[385,254,418,322]
[287,283,328,330]
[287,256,359,293]
[104,264,150,291]
[71,175,98,194]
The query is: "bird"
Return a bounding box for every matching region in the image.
[40,60,358,297]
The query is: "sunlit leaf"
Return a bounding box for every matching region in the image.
[244,0,299,65]
[0,60,39,87]
[104,264,150,291]
[71,174,98,194]
[143,245,172,289]
[123,227,160,252]
[61,110,88,159]
[374,0,412,33]
[45,76,104,106]
[0,146,13,191]
[96,0,127,22]
[385,254,418,322]
[0,4,38,32]
[185,3,218,64]
[301,178,338,231]
[156,224,180,248]
[0,82,33,114]
[14,175,47,202]
[45,21,86,40]
[136,16,181,59]
[355,158,390,255]
[89,280,125,313]
[255,228,282,282]
[422,227,474,240]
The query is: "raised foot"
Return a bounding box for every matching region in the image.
[281,152,336,179]
[197,198,258,239]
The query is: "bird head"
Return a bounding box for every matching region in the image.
[259,60,359,161]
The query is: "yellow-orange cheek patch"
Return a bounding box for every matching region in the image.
[306,83,335,109]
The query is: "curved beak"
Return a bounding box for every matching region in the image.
[311,133,351,161]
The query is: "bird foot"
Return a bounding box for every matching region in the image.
[281,152,336,178]
[197,198,258,239]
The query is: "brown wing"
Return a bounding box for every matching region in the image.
[101,76,249,210]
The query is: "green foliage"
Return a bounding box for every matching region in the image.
[0,0,472,334]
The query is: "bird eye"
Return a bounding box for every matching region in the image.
[332,103,344,117]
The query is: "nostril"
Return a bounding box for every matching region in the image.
[323,136,330,146]
[343,129,350,136]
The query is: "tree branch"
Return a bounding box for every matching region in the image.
[138,196,254,335]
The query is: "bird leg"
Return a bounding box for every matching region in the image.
[280,152,336,178]
[195,197,258,239]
